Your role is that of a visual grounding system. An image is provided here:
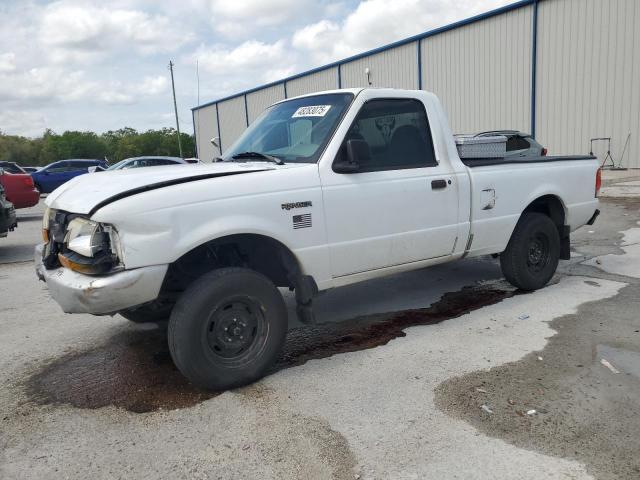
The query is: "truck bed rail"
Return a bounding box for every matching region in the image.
[461,155,596,168]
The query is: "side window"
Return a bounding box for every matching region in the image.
[68,161,87,171]
[338,98,437,172]
[121,161,137,169]
[47,162,69,173]
[506,136,531,151]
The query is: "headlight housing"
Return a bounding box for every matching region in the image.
[58,217,122,275]
[42,207,56,242]
[64,217,107,257]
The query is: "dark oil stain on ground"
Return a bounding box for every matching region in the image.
[27,284,517,414]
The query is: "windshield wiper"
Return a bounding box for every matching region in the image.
[230,151,285,165]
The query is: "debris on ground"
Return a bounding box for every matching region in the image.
[600,358,620,374]
[537,356,543,361]
[481,404,493,414]
[526,409,536,415]
[476,387,487,393]
[518,314,530,320]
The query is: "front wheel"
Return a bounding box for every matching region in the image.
[168,267,288,391]
[500,212,560,291]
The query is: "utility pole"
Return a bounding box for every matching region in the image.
[168,60,184,158]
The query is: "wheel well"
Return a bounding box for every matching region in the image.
[522,195,565,230]
[522,195,570,259]
[161,234,313,299]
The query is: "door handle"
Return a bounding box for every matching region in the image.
[431,179,447,190]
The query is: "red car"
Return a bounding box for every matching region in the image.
[0,166,40,209]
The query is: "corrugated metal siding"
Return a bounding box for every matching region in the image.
[246,83,286,123]
[217,96,247,153]
[341,43,418,89]
[194,104,219,163]
[536,0,640,167]
[421,5,532,135]
[286,68,338,97]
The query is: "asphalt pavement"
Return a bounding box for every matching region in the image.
[1,187,639,479]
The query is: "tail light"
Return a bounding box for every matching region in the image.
[541,147,548,156]
[595,168,602,197]
[22,176,34,188]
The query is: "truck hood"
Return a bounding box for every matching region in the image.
[46,162,302,215]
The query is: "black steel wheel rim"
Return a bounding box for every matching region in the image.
[527,233,550,273]
[204,296,269,365]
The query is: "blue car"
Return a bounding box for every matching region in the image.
[31,159,108,193]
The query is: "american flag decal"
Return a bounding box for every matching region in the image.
[293,213,312,229]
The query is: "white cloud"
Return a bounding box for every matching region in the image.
[0,109,48,137]
[208,0,317,32]
[292,0,511,64]
[193,40,292,83]
[139,76,169,95]
[0,53,16,73]
[39,1,194,61]
[0,68,170,106]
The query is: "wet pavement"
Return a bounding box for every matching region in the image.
[28,284,518,413]
[435,281,640,480]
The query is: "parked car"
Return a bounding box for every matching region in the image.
[35,88,600,391]
[0,161,27,174]
[31,159,108,193]
[0,165,40,209]
[474,130,547,157]
[92,156,188,172]
[0,178,17,238]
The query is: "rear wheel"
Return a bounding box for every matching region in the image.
[168,267,287,391]
[500,212,560,291]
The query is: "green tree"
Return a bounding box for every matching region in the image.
[0,127,195,166]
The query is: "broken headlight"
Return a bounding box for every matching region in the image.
[42,207,56,242]
[64,217,107,257]
[58,217,122,275]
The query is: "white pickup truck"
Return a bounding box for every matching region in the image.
[36,88,601,390]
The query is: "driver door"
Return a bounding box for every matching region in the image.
[319,96,459,278]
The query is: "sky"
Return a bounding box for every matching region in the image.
[0,0,512,138]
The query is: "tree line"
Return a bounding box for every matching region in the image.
[0,128,196,167]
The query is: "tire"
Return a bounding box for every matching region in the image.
[120,302,174,323]
[168,267,287,391]
[500,212,560,291]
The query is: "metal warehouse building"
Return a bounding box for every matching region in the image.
[192,0,640,168]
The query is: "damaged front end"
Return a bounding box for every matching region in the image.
[41,207,123,275]
[36,208,167,315]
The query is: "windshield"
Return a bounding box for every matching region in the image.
[107,159,130,170]
[222,93,354,163]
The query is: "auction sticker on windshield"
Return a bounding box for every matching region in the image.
[292,105,332,117]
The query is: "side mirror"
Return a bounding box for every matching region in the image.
[333,139,370,174]
[210,136,220,148]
